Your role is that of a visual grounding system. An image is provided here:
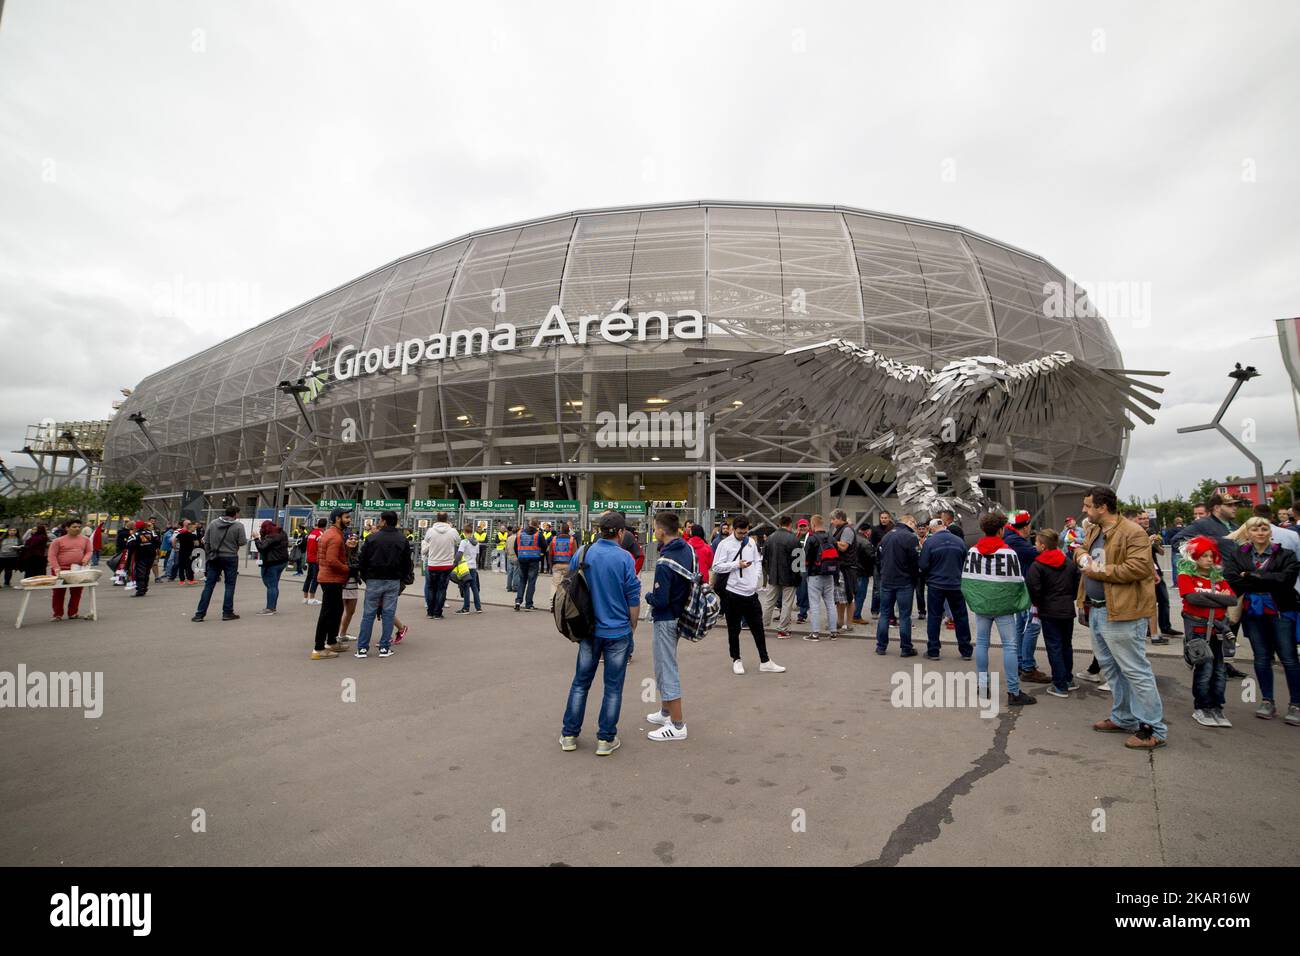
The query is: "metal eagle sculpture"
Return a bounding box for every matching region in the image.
[663,339,1165,517]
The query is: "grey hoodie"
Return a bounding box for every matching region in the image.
[204,516,248,558]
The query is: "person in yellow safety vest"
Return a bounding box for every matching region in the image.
[549,522,577,591]
[474,526,488,570]
[494,526,507,573]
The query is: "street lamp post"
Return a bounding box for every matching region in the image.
[273,379,316,524]
[1176,363,1268,504]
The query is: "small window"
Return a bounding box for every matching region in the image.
[1239,485,1250,495]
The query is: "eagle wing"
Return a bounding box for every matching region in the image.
[659,338,931,435]
[935,351,1166,440]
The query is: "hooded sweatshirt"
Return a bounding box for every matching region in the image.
[961,536,1032,617]
[421,521,460,570]
[204,516,248,559]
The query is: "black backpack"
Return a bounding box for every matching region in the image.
[553,544,597,642]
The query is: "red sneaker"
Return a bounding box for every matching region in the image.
[393,624,409,645]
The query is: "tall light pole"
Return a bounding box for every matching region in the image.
[1176,363,1267,504]
[274,379,316,524]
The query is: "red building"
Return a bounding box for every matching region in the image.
[1215,472,1294,507]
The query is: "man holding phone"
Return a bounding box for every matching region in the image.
[712,516,786,676]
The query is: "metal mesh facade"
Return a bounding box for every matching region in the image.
[103,201,1125,500]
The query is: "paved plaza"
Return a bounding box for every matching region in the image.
[0,572,1296,867]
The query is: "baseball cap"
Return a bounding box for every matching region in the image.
[1010,510,1031,527]
[597,510,625,532]
[329,506,353,522]
[796,518,809,527]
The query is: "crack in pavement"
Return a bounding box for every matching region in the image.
[858,709,1017,867]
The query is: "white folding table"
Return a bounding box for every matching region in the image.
[14,582,99,629]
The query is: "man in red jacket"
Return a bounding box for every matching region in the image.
[312,508,352,660]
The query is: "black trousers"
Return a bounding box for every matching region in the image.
[724,592,770,663]
[314,582,344,651]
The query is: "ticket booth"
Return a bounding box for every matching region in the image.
[359,498,407,538]
[464,499,520,570]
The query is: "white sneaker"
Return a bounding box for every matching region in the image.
[1212,708,1233,727]
[648,722,688,742]
[647,710,672,726]
[1098,681,1111,693]
[307,598,321,605]
[759,660,786,673]
[1192,708,1218,727]
[1079,672,1102,683]
[732,659,745,675]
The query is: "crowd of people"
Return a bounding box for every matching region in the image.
[4,484,1296,759]
[555,488,1299,756]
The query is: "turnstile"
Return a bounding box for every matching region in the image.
[464,499,521,570]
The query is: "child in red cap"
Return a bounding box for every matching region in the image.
[1176,536,1237,728]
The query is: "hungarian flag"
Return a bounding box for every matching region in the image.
[1278,318,1300,392]
[305,331,332,358]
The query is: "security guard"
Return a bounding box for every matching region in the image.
[494,524,508,573]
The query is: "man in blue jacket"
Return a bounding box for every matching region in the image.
[644,512,694,742]
[1004,511,1049,683]
[559,511,641,757]
[875,514,920,656]
[919,518,972,660]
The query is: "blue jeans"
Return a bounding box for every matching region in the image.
[870,570,882,615]
[796,575,809,619]
[357,578,401,652]
[562,635,631,741]
[458,568,481,610]
[1039,615,1075,691]
[975,612,1020,695]
[196,555,238,617]
[516,560,540,608]
[1016,607,1041,673]
[506,562,517,592]
[875,583,915,651]
[1242,612,1300,706]
[853,572,869,619]
[807,573,837,635]
[927,585,972,657]
[1090,606,1167,739]
[1185,615,1227,711]
[425,568,451,616]
[90,550,100,566]
[652,618,682,702]
[302,562,319,596]
[260,560,286,611]
[164,550,177,578]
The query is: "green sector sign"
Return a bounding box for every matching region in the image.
[466,499,519,511]
[526,500,581,511]
[316,499,357,510]
[411,498,461,511]
[362,499,407,510]
[590,499,647,515]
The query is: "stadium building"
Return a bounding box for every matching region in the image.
[103,201,1127,533]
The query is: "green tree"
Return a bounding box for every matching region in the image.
[97,481,147,520]
[1192,477,1219,504]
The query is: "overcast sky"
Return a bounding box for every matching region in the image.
[2,0,1297,500]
